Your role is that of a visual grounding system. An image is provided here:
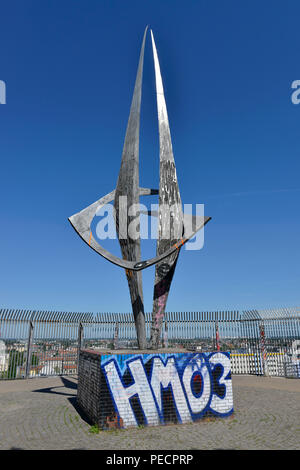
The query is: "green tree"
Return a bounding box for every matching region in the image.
[31,353,39,366]
[7,350,25,379]
[7,350,39,379]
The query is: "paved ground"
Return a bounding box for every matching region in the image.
[0,375,299,450]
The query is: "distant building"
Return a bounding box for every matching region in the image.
[0,340,9,373]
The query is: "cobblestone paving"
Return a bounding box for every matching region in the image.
[0,375,299,450]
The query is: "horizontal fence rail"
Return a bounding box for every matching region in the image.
[0,308,299,380]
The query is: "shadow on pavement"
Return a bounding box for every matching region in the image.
[31,376,93,426]
[67,396,94,426]
[32,376,77,397]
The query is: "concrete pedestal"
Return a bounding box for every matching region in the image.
[77,349,233,429]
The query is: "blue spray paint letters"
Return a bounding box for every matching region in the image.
[103,356,160,427]
[101,352,233,428]
[150,356,192,423]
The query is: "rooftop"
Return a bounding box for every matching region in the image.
[0,374,299,450]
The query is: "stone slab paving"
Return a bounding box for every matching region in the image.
[0,375,299,450]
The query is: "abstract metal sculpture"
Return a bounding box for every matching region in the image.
[69,27,211,349]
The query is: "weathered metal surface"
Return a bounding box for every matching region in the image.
[113,27,148,348]
[69,189,209,272]
[69,188,209,272]
[67,28,212,348]
[149,30,183,348]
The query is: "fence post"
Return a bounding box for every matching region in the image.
[163,321,168,349]
[25,315,34,379]
[113,322,119,350]
[259,321,269,376]
[77,322,83,371]
[215,321,220,351]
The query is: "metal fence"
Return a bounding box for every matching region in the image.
[0,307,299,380]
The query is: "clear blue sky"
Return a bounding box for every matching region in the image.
[0,0,299,315]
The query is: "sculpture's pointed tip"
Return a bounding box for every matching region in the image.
[143,25,149,38]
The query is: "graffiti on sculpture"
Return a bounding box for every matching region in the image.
[100,352,233,429]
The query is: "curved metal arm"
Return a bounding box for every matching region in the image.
[69,187,211,271]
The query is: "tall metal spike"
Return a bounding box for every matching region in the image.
[113,27,148,349]
[150,30,184,348]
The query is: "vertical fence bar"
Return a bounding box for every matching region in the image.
[77,322,83,369]
[113,322,119,350]
[25,315,34,379]
[215,320,220,352]
[1,308,300,379]
[259,321,268,376]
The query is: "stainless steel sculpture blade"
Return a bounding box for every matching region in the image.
[150,30,184,348]
[113,26,148,348]
[68,28,212,350]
